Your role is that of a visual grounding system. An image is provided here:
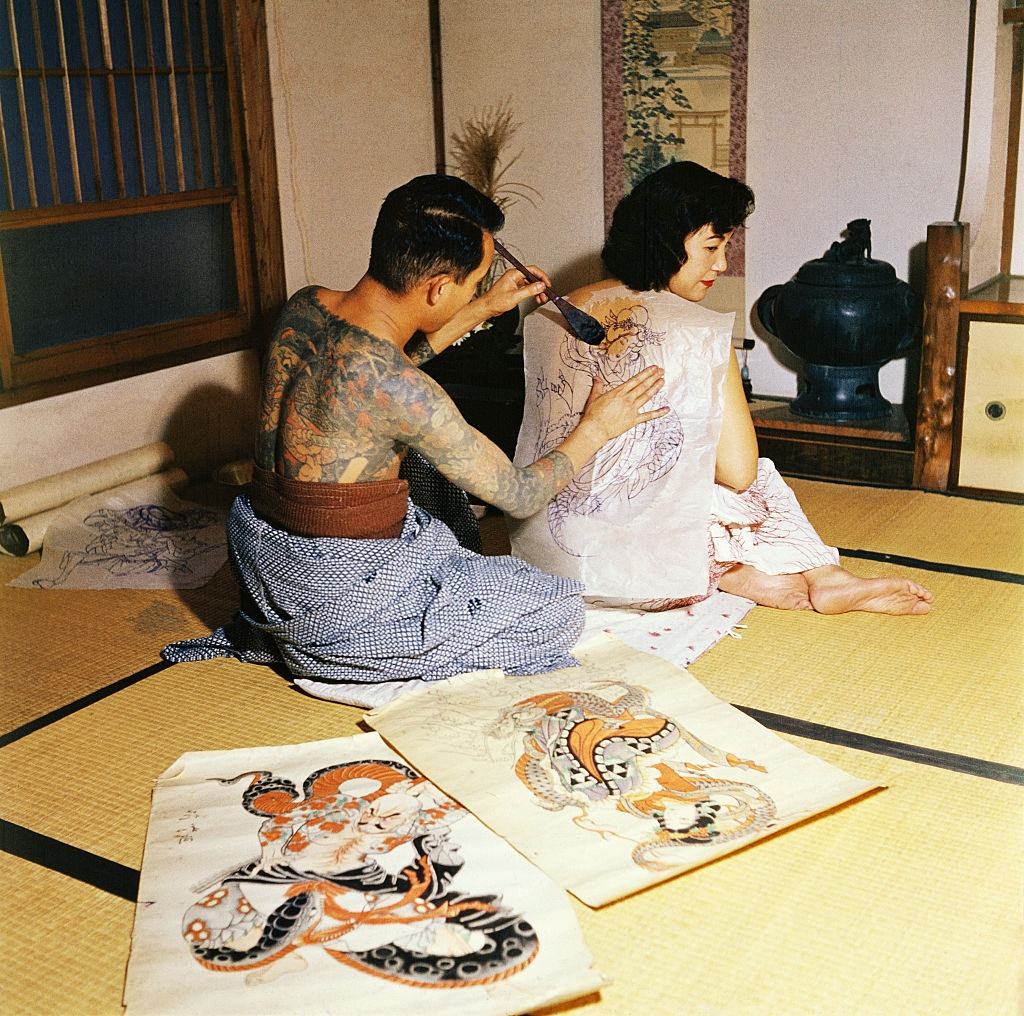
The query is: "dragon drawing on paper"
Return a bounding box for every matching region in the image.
[493,682,776,869]
[32,503,223,588]
[181,759,539,989]
[531,299,683,554]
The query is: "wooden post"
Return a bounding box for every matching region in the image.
[232,0,286,338]
[913,222,967,490]
[429,0,445,175]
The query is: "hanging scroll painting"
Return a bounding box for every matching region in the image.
[369,635,880,908]
[124,732,603,1015]
[602,0,748,274]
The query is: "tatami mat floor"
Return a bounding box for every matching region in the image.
[691,565,1024,765]
[0,558,238,732]
[1,480,1021,1015]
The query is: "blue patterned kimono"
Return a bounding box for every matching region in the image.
[162,494,584,697]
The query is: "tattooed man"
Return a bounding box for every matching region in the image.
[164,175,665,703]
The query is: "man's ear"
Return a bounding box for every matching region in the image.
[425,275,452,307]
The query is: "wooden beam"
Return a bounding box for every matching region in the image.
[232,0,286,334]
[429,0,445,174]
[0,187,234,229]
[913,222,967,490]
[1000,26,1022,274]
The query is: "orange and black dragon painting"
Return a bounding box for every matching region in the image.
[495,681,777,868]
[180,758,538,988]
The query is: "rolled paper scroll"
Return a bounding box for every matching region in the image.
[0,467,189,556]
[0,506,61,556]
[0,441,175,525]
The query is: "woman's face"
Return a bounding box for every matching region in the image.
[667,224,732,302]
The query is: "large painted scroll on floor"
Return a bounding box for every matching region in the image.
[124,732,602,1016]
[368,635,880,907]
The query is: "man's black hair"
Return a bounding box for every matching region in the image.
[368,174,505,294]
[602,161,755,291]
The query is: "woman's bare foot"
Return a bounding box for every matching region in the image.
[718,564,812,610]
[804,565,933,615]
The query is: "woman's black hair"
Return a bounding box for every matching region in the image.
[368,174,505,294]
[601,161,755,291]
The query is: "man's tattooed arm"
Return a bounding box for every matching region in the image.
[404,332,436,366]
[256,294,665,492]
[381,366,583,518]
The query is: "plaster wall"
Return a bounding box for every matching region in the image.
[0,351,258,490]
[742,0,968,402]
[439,1,607,296]
[957,0,1016,288]
[440,0,969,404]
[266,0,437,292]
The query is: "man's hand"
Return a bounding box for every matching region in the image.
[579,365,667,443]
[477,264,551,319]
[417,264,552,362]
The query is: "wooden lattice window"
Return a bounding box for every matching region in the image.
[0,0,283,406]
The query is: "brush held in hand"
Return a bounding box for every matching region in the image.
[492,239,606,346]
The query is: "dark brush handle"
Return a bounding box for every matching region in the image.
[492,238,605,345]
[493,239,570,313]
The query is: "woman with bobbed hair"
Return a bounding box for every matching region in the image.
[602,160,754,294]
[511,162,932,616]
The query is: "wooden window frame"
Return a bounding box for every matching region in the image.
[0,0,284,408]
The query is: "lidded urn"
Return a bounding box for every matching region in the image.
[756,219,919,421]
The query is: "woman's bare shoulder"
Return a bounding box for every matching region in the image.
[564,277,622,306]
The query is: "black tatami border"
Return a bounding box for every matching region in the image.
[3,702,1021,905]
[737,706,1024,786]
[0,660,173,750]
[1,819,139,902]
[3,666,1022,904]
[3,528,1022,899]
[837,547,1024,585]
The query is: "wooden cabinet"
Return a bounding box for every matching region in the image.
[955,319,1024,495]
[750,401,914,487]
[914,224,1024,501]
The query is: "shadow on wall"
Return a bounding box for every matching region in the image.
[163,381,257,481]
[550,250,608,296]
[161,380,255,635]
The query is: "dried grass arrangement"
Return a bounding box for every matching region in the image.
[448,98,540,213]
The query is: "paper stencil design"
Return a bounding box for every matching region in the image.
[501,681,776,870]
[125,733,601,1015]
[180,758,542,985]
[539,301,682,555]
[36,503,219,587]
[369,636,880,906]
[11,475,226,590]
[512,293,733,600]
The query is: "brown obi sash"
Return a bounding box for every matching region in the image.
[249,464,408,539]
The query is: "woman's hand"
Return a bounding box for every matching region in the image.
[479,265,550,319]
[580,365,668,443]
